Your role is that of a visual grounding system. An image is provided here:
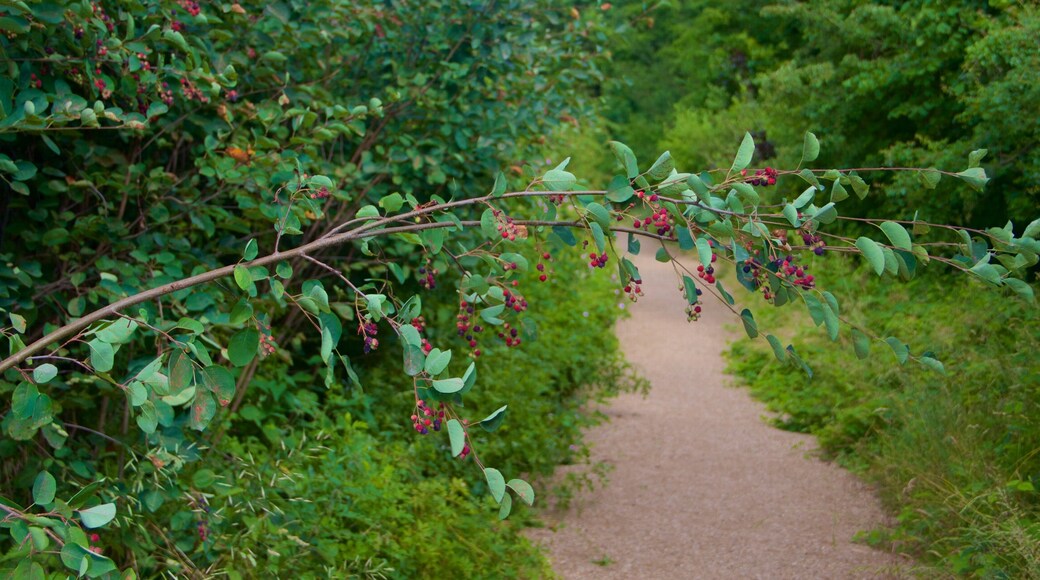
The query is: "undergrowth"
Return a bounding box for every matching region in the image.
[726,256,1040,577]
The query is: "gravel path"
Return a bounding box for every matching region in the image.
[528,253,906,579]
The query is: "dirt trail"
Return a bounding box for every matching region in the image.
[527,254,905,579]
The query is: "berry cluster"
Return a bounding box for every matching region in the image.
[503,289,528,313]
[178,0,202,16]
[536,251,552,282]
[410,316,435,355]
[309,186,330,201]
[418,261,438,290]
[456,300,484,357]
[179,76,209,103]
[685,302,703,321]
[588,252,609,268]
[28,73,42,89]
[359,318,379,353]
[91,3,116,33]
[801,231,827,256]
[497,322,522,348]
[622,278,644,301]
[411,399,444,435]
[492,210,526,241]
[742,167,778,187]
[696,256,717,284]
[775,256,815,289]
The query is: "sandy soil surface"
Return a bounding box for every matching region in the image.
[527,253,907,579]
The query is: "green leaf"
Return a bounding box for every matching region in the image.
[490,171,506,198]
[585,202,611,229]
[61,542,117,578]
[88,339,114,372]
[731,132,755,173]
[918,169,941,189]
[606,175,635,203]
[378,192,404,212]
[822,291,840,316]
[716,280,735,306]
[786,345,813,379]
[655,247,670,263]
[682,275,699,306]
[402,344,425,377]
[696,237,712,269]
[485,468,506,503]
[792,186,816,209]
[855,237,885,276]
[919,356,945,375]
[28,526,49,551]
[803,294,826,326]
[507,478,535,506]
[830,181,848,203]
[739,309,759,339]
[765,335,786,363]
[169,350,194,391]
[879,222,912,251]
[479,405,508,432]
[801,131,820,163]
[462,362,477,392]
[968,149,987,168]
[628,232,641,254]
[136,401,158,434]
[822,302,839,342]
[243,239,258,261]
[432,378,464,394]
[33,471,56,505]
[543,164,576,191]
[498,491,513,520]
[227,328,259,367]
[233,265,252,291]
[356,205,379,218]
[200,366,236,407]
[78,503,116,529]
[955,167,989,191]
[96,319,138,344]
[782,204,799,227]
[33,364,57,384]
[884,337,909,364]
[852,329,871,360]
[1004,278,1035,303]
[423,348,452,376]
[608,141,639,179]
[798,168,822,190]
[447,419,465,457]
[647,151,674,180]
[590,222,606,254]
[190,391,217,430]
[1022,218,1040,239]
[480,208,498,239]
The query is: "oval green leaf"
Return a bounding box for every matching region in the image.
[484,467,506,503]
[447,418,465,457]
[855,236,885,276]
[33,471,56,505]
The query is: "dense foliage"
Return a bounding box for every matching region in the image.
[0,0,1037,578]
[0,1,635,576]
[605,0,1039,228]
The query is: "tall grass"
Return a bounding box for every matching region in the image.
[726,256,1040,577]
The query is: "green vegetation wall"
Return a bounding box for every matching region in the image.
[0,1,639,576]
[605,1,1039,228]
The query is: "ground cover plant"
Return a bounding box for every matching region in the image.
[0,0,1038,578]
